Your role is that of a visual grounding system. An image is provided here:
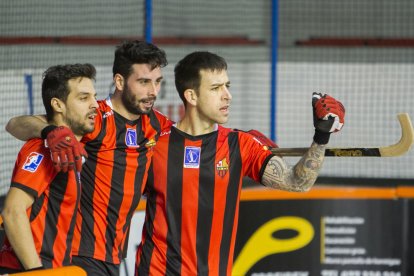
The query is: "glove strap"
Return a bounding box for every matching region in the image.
[313,129,331,145]
[41,125,58,139]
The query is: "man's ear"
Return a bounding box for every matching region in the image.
[114,73,124,91]
[184,89,197,106]
[51,97,65,113]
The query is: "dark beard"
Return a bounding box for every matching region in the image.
[121,84,155,115]
[66,116,94,137]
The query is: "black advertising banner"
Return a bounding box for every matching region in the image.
[233,199,404,276]
[404,198,414,276]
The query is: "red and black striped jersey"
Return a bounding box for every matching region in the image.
[0,138,81,270]
[135,125,274,276]
[71,97,171,264]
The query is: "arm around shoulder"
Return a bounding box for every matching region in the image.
[5,115,48,141]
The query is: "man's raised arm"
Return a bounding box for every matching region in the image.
[259,93,345,191]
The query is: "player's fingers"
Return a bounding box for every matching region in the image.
[66,150,75,171]
[314,104,330,118]
[315,101,342,119]
[80,145,88,159]
[319,97,345,112]
[75,157,83,172]
[320,103,345,123]
[72,143,86,172]
[72,143,83,160]
[51,151,62,173]
[59,152,69,173]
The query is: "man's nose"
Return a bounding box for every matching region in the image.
[148,82,159,96]
[91,97,99,108]
[223,86,232,100]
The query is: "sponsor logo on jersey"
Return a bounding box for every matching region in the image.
[22,152,44,172]
[103,110,114,118]
[252,137,270,150]
[160,130,171,136]
[216,158,229,177]
[184,146,200,168]
[126,128,139,147]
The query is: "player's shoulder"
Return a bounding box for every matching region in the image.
[159,124,173,138]
[148,108,174,131]
[217,125,234,135]
[21,138,47,153]
[152,108,172,122]
[97,99,113,116]
[223,127,250,138]
[217,125,245,140]
[226,128,268,145]
[97,99,108,109]
[17,138,51,166]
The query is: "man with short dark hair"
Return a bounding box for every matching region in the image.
[5,41,172,275]
[0,63,98,274]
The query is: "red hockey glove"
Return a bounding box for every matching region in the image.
[246,129,278,149]
[312,92,345,144]
[41,125,87,173]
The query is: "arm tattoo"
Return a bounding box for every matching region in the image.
[261,142,325,192]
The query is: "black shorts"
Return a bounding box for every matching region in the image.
[72,255,119,276]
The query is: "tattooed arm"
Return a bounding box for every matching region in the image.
[259,93,345,191]
[261,142,326,192]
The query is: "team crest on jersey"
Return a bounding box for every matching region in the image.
[126,128,139,147]
[183,146,200,168]
[216,158,229,177]
[22,152,44,172]
[145,138,156,148]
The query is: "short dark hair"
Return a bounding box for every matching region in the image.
[42,63,96,121]
[112,40,168,79]
[174,51,227,105]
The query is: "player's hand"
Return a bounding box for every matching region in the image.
[312,92,345,144]
[246,129,278,149]
[41,125,87,173]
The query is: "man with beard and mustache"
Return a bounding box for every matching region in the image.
[5,41,171,275]
[0,63,98,274]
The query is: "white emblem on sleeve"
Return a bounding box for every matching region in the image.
[22,152,44,172]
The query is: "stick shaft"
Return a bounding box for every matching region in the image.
[271,147,381,157]
[271,113,413,157]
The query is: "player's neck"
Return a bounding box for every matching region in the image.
[176,114,217,136]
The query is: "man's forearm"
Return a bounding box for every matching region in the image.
[5,115,48,141]
[261,142,326,191]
